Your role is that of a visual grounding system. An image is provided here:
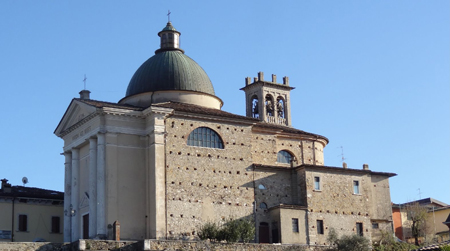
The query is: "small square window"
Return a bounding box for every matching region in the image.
[372,222,379,229]
[292,218,299,232]
[314,177,321,190]
[353,180,360,194]
[317,220,324,234]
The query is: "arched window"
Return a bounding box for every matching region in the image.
[258,184,266,190]
[265,94,274,117]
[259,202,268,209]
[251,95,259,118]
[277,150,293,164]
[276,97,285,118]
[187,127,224,149]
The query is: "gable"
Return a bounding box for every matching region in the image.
[54,99,98,137]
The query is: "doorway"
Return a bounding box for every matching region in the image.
[259,222,270,243]
[82,214,89,239]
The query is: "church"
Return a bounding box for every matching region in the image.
[55,21,396,245]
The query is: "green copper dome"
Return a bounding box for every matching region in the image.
[125,22,215,98]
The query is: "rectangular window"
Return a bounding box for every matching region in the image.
[356,222,363,236]
[18,215,27,232]
[317,220,324,234]
[292,218,299,232]
[314,176,321,190]
[372,222,379,229]
[51,216,60,233]
[353,180,360,194]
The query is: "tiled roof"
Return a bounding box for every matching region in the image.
[254,164,397,177]
[76,98,143,111]
[397,198,448,207]
[253,122,329,143]
[0,186,64,200]
[154,102,328,141]
[75,100,328,142]
[153,102,259,121]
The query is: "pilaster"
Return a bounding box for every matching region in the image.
[71,148,80,241]
[144,106,172,239]
[63,152,72,242]
[88,138,98,238]
[96,133,106,238]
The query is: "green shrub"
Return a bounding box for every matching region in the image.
[336,234,370,251]
[198,222,219,241]
[372,231,418,251]
[327,228,370,251]
[198,218,255,243]
[440,245,450,251]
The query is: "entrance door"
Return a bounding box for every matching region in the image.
[83,214,89,239]
[259,222,270,243]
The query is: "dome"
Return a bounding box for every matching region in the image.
[120,22,222,109]
[125,50,215,97]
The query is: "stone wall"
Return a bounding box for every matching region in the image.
[164,115,324,241]
[0,242,72,251]
[143,239,330,251]
[165,117,255,239]
[0,240,332,251]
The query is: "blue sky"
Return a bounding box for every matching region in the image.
[1,1,448,204]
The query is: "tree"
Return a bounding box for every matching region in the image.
[372,230,418,251]
[405,202,429,246]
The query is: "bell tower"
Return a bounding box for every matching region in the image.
[240,72,294,127]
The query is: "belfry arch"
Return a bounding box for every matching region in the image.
[241,71,294,126]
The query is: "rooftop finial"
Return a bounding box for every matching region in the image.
[167,10,171,23]
[83,74,87,90]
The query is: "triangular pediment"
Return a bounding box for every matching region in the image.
[54,99,98,137]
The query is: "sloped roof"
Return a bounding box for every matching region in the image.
[0,186,63,200]
[154,102,329,141]
[253,164,397,177]
[76,98,143,111]
[59,99,328,142]
[397,198,448,208]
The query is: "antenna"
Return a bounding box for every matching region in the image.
[417,188,422,199]
[167,10,171,22]
[83,74,87,90]
[22,177,28,186]
[338,146,346,163]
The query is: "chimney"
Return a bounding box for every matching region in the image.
[363,164,369,170]
[343,162,348,169]
[1,179,11,193]
[283,76,289,85]
[272,74,277,83]
[1,179,7,189]
[258,72,264,81]
[79,90,91,100]
[254,77,258,83]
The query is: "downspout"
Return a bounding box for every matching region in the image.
[11,197,15,242]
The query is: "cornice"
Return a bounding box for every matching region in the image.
[143,106,174,117]
[58,111,100,138]
[252,126,328,145]
[171,111,257,126]
[240,81,295,91]
[59,107,147,138]
[103,107,143,117]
